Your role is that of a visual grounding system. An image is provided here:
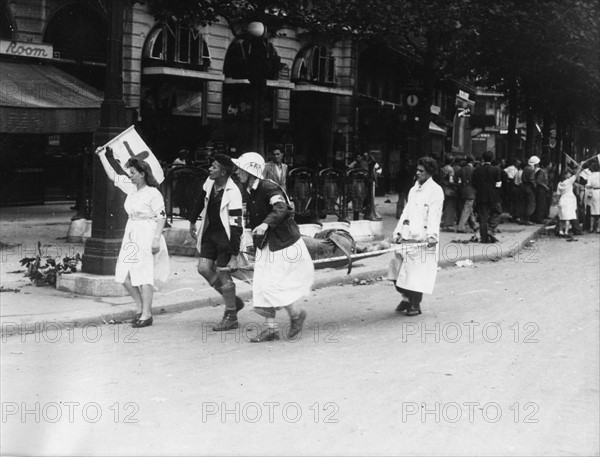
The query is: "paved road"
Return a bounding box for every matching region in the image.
[2,235,599,456]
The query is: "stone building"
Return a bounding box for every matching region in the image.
[0,0,470,204]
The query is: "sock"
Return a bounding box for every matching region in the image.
[266,318,278,330]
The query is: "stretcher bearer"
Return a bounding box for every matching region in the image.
[388,157,444,316]
[190,154,245,331]
[234,152,314,343]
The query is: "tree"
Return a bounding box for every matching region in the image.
[473,0,600,161]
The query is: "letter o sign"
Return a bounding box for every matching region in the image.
[407,95,419,107]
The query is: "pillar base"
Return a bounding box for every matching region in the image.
[81,237,122,275]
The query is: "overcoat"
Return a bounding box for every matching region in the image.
[387,177,444,294]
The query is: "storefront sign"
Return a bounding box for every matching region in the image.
[406,94,419,107]
[0,40,53,59]
[226,102,252,117]
[458,90,470,100]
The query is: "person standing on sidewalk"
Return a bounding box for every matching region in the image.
[263,148,288,192]
[472,150,503,244]
[521,155,540,225]
[189,154,245,331]
[533,160,551,224]
[557,163,583,237]
[234,152,314,342]
[584,160,600,233]
[387,157,444,316]
[95,146,169,328]
[456,155,479,237]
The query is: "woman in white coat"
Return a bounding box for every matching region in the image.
[388,157,444,316]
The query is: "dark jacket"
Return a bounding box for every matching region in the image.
[472,162,502,203]
[247,179,300,251]
[457,165,476,200]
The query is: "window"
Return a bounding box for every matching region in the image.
[292,45,335,84]
[148,28,165,59]
[144,22,211,69]
[176,25,190,63]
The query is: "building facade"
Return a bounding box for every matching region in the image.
[1,0,472,205]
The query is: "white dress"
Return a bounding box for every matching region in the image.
[585,172,600,215]
[98,151,169,287]
[557,176,577,221]
[115,186,169,287]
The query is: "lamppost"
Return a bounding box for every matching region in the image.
[244,21,280,154]
[81,0,129,275]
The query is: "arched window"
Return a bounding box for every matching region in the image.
[143,22,211,70]
[44,4,107,63]
[292,45,335,84]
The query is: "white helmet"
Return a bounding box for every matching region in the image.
[233,152,265,178]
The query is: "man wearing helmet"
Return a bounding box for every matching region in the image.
[233,152,314,342]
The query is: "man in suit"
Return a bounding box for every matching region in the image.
[262,149,288,191]
[472,150,503,243]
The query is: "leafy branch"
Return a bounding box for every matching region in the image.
[20,242,82,287]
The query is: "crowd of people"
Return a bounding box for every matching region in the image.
[424,152,600,240]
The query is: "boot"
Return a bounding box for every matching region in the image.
[209,278,244,311]
[213,310,238,331]
[213,282,239,331]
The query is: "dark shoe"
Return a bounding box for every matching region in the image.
[523,221,533,226]
[406,304,422,316]
[469,235,479,242]
[213,314,238,331]
[395,301,410,313]
[250,328,280,343]
[235,296,245,312]
[288,310,307,339]
[132,316,153,328]
[488,235,499,243]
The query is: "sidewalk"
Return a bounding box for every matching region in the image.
[0,197,545,336]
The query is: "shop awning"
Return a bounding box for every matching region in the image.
[0,60,103,133]
[429,122,447,136]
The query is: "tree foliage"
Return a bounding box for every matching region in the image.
[139,0,600,156]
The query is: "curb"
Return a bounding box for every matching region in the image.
[1,226,545,338]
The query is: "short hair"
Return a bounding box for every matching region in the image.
[482,151,494,162]
[213,153,235,174]
[417,156,438,177]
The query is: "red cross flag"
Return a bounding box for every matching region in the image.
[100,125,165,184]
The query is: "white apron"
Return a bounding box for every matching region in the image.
[253,238,314,308]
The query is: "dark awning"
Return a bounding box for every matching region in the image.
[0,60,103,133]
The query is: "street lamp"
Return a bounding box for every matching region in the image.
[81,0,129,275]
[243,20,280,154]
